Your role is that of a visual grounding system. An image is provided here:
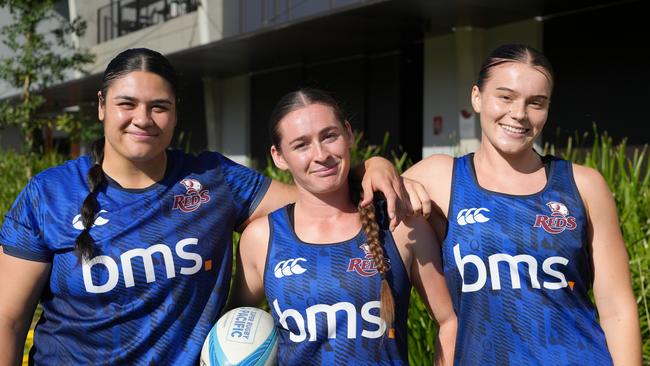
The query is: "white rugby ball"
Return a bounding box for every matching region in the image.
[200,307,278,366]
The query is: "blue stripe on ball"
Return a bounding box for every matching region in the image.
[210,326,233,366]
[238,327,278,366]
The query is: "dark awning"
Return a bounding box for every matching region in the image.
[38,0,628,109]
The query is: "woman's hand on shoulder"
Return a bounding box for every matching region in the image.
[402,177,432,219]
[356,156,412,231]
[402,154,454,219]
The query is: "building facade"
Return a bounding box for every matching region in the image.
[17,0,649,165]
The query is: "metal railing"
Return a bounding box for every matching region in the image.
[97,0,199,43]
[224,0,363,37]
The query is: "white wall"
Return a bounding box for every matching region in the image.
[70,0,224,74]
[422,33,459,157]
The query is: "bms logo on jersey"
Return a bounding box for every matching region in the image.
[347,243,390,277]
[173,178,211,212]
[272,299,386,342]
[81,238,211,293]
[453,244,572,292]
[533,201,577,234]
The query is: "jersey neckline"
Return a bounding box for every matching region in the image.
[283,203,364,247]
[466,152,555,198]
[103,150,176,193]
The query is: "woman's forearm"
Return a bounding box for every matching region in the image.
[434,317,457,366]
[0,316,29,366]
[600,303,642,365]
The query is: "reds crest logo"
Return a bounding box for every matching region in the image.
[347,243,390,277]
[173,178,210,212]
[533,201,577,234]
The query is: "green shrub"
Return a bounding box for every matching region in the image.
[0,151,65,222]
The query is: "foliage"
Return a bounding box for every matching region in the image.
[54,104,103,146]
[0,150,65,217]
[0,0,95,152]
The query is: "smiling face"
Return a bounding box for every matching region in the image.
[98,71,176,166]
[270,103,353,195]
[471,61,552,156]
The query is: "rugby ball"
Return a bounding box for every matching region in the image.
[200,307,278,366]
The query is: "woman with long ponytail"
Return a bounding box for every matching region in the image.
[230,87,456,365]
[0,49,419,365]
[403,43,641,364]
[75,138,105,261]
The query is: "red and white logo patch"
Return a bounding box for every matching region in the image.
[173,178,210,212]
[533,201,577,234]
[347,243,390,277]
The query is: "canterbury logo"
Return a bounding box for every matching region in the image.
[456,208,490,225]
[72,210,109,230]
[274,258,307,278]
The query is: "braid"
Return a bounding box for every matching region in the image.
[358,195,395,334]
[75,139,106,261]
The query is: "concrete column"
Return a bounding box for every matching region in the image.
[67,0,80,49]
[198,0,224,44]
[454,26,485,154]
[422,34,458,157]
[202,77,221,151]
[220,75,250,166]
[67,0,85,79]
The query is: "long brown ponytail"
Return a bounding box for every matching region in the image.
[358,194,395,335]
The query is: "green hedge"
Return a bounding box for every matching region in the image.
[0,151,65,217]
[2,130,648,364]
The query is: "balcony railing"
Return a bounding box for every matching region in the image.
[223,0,364,37]
[97,0,199,43]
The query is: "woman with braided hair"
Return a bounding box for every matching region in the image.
[0,49,424,365]
[229,88,456,365]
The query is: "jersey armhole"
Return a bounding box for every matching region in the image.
[384,231,412,288]
[567,161,595,286]
[261,214,274,293]
[567,162,589,222]
[442,157,460,243]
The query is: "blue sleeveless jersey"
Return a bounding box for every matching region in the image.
[263,205,411,365]
[443,154,612,365]
[0,150,270,365]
